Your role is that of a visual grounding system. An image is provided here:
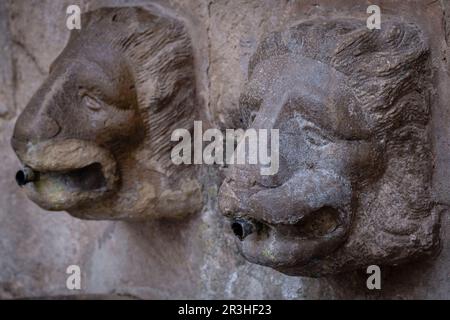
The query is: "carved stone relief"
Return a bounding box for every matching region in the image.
[218,18,441,277]
[11,7,202,220]
[8,4,444,280]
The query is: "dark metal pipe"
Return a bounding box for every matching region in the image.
[231,218,255,241]
[15,167,38,187]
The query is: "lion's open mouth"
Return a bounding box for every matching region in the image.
[229,206,350,274]
[17,163,107,191]
[14,139,118,211]
[231,206,343,240]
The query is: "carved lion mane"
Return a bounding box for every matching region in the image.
[74,7,202,219]
[12,7,202,219]
[77,6,196,174]
[233,18,440,274]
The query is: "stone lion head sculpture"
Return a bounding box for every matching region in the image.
[11,7,202,220]
[219,19,440,277]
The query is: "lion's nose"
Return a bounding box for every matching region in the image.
[231,218,255,241]
[11,113,61,160]
[13,114,61,143]
[15,167,39,187]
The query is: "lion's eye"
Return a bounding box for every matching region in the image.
[303,126,331,147]
[82,95,102,111]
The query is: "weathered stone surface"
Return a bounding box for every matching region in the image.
[219,18,440,277]
[0,0,449,299]
[11,6,202,220]
[0,1,14,122]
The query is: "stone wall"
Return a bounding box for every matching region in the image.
[0,0,448,299]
